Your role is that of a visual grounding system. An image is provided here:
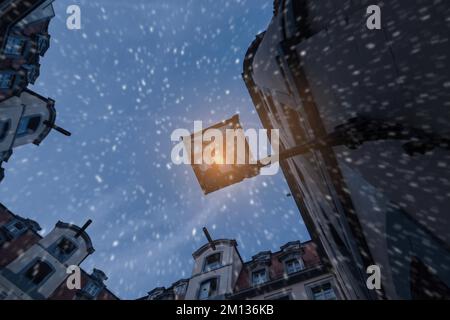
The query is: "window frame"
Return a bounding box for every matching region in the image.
[284,257,304,275]
[3,35,27,56]
[22,259,55,287]
[16,115,42,138]
[48,236,78,263]
[3,218,27,239]
[197,277,219,300]
[202,252,222,272]
[82,280,102,299]
[305,279,338,300]
[251,268,268,286]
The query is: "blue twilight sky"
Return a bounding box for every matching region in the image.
[0,0,309,299]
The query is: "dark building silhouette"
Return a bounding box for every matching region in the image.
[243,0,450,299]
[0,0,69,183]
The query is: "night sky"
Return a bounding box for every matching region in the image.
[0,0,309,299]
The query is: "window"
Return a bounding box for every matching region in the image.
[203,253,221,272]
[0,120,11,142]
[252,269,268,286]
[198,278,218,300]
[82,281,102,298]
[285,258,303,274]
[0,73,14,89]
[4,36,25,56]
[3,219,27,239]
[50,237,77,262]
[24,260,53,285]
[310,282,337,300]
[16,115,41,137]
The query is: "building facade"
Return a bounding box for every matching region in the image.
[142,239,341,300]
[243,0,450,299]
[0,0,67,183]
[0,203,118,300]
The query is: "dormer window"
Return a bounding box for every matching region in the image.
[16,115,41,137]
[203,252,221,272]
[4,36,26,56]
[252,269,268,286]
[3,218,27,239]
[285,258,304,274]
[49,237,77,262]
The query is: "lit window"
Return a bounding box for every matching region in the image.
[4,36,25,56]
[16,115,41,137]
[24,260,53,285]
[203,253,221,272]
[0,73,14,89]
[198,278,218,300]
[310,282,337,300]
[285,258,303,274]
[252,269,268,286]
[82,281,102,298]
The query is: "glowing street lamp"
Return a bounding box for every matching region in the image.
[183,115,261,195]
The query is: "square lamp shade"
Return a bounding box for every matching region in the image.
[183,115,260,195]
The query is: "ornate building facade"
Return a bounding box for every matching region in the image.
[0,203,118,300]
[142,238,341,300]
